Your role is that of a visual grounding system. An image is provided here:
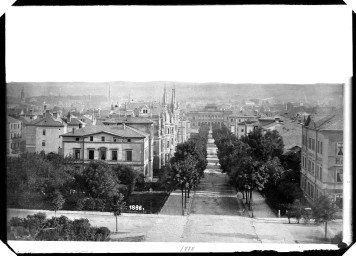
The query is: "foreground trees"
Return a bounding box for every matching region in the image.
[164,125,209,215]
[213,125,294,216]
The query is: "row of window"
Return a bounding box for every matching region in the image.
[193,115,224,120]
[74,136,132,142]
[301,177,343,205]
[302,135,323,154]
[10,142,20,149]
[74,149,133,161]
[302,155,343,182]
[10,133,21,139]
[10,123,21,130]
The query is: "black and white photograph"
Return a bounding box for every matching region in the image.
[4,3,353,253]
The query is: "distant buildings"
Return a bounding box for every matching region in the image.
[23,110,68,154]
[186,104,232,130]
[7,116,23,156]
[300,110,343,208]
[59,87,190,180]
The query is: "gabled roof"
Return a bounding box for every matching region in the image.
[61,124,149,138]
[65,117,86,126]
[28,115,65,127]
[305,110,343,130]
[7,116,21,123]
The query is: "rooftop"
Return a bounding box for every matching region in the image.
[103,117,154,124]
[27,115,65,127]
[61,124,149,138]
[7,116,20,123]
[305,109,343,130]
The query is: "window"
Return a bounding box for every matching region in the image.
[311,162,315,176]
[43,129,46,135]
[320,142,323,154]
[112,150,118,160]
[310,184,314,199]
[100,150,106,160]
[308,138,311,149]
[90,136,93,141]
[336,143,343,155]
[231,118,234,122]
[74,149,80,159]
[42,141,45,146]
[127,139,131,142]
[241,129,244,132]
[308,160,311,172]
[336,169,343,183]
[336,157,343,165]
[167,141,170,148]
[88,150,94,160]
[126,150,132,161]
[312,139,315,151]
[319,166,322,181]
[101,136,105,142]
[76,137,79,141]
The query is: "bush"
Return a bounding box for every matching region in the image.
[13,226,30,238]
[9,217,25,227]
[95,227,110,241]
[71,218,92,241]
[331,231,343,244]
[24,212,47,235]
[84,198,96,211]
[35,228,60,241]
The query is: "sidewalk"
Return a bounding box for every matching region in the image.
[159,190,193,215]
[249,191,277,218]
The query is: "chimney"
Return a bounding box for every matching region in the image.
[67,112,71,123]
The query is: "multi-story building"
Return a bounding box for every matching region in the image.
[186,104,232,130]
[300,110,343,208]
[102,116,154,176]
[23,110,68,154]
[7,116,23,156]
[61,124,153,180]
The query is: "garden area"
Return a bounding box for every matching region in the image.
[6,153,170,214]
[7,212,110,241]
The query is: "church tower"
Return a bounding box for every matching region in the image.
[20,87,25,102]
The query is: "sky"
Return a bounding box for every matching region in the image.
[5,5,352,84]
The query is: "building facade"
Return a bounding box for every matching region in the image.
[186,104,232,130]
[61,125,153,180]
[7,116,23,156]
[23,110,68,154]
[300,111,343,208]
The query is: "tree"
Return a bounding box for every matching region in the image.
[171,155,198,215]
[312,195,339,240]
[241,128,284,162]
[112,193,126,233]
[112,164,139,195]
[75,161,120,211]
[50,190,65,218]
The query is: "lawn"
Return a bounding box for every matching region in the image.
[124,192,169,214]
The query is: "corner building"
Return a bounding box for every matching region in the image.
[300,110,343,208]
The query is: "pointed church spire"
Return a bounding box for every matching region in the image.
[163,85,167,106]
